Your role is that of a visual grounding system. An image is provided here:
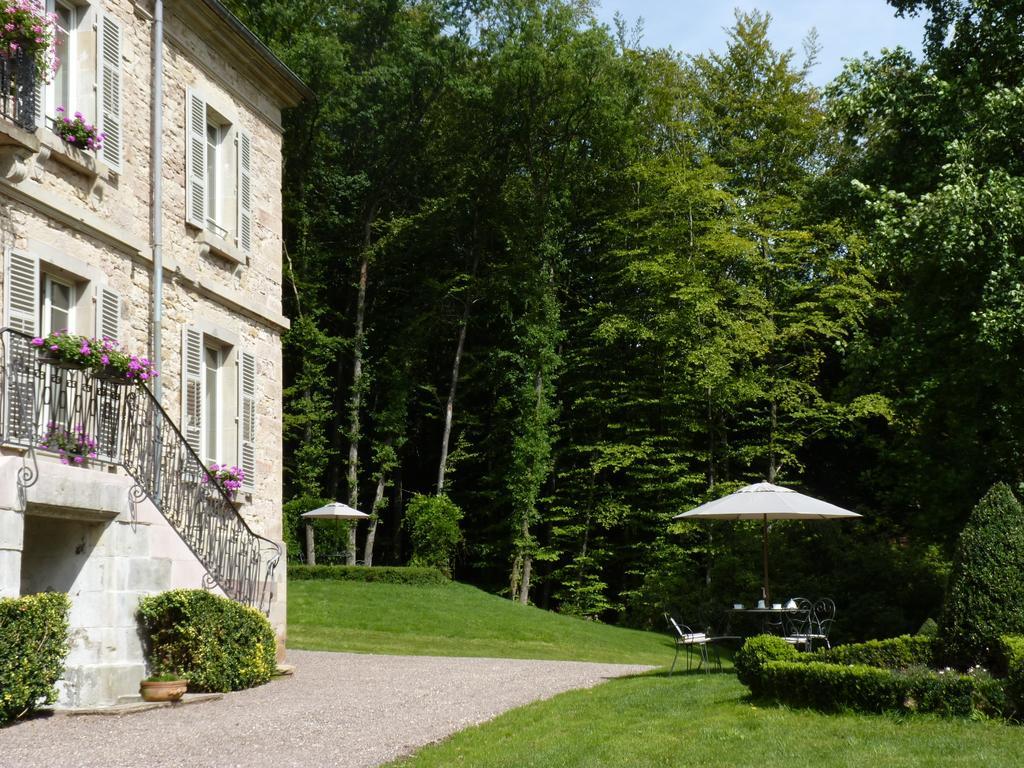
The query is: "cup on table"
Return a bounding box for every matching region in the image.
[772,603,782,609]
[757,599,766,609]
[733,603,744,609]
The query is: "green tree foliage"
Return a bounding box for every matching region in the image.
[939,483,1024,669]
[405,493,465,575]
[220,0,1008,635]
[827,0,1024,536]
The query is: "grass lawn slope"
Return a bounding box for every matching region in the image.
[389,673,1024,768]
[288,579,672,665]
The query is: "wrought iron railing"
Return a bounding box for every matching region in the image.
[0,52,38,132]
[0,328,281,613]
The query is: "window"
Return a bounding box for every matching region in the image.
[50,1,75,117]
[186,90,253,254]
[182,326,256,491]
[42,274,75,336]
[203,343,222,465]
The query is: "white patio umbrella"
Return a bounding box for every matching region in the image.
[300,502,371,565]
[672,482,861,602]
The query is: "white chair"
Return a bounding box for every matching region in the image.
[666,614,710,675]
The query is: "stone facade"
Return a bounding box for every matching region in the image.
[0,0,305,707]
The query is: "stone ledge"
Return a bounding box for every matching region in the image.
[195,227,247,266]
[38,130,111,183]
[59,692,223,716]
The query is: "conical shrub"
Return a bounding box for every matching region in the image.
[939,482,1024,669]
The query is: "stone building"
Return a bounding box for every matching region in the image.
[0,0,307,707]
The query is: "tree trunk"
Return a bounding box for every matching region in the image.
[437,252,479,494]
[363,467,388,567]
[305,522,316,566]
[346,211,376,565]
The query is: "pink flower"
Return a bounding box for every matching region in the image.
[31,337,43,346]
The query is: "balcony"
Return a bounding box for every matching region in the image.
[0,328,280,613]
[0,51,38,133]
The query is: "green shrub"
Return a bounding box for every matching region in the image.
[734,635,798,694]
[811,635,935,669]
[760,660,976,716]
[939,482,1024,669]
[137,590,276,692]
[0,592,71,725]
[404,493,463,576]
[1001,635,1024,717]
[288,564,449,585]
[917,618,939,637]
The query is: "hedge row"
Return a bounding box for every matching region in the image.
[288,564,449,585]
[760,660,978,716]
[809,634,935,669]
[138,590,277,692]
[736,634,1008,719]
[0,592,71,726]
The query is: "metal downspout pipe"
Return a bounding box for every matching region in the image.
[151,0,164,403]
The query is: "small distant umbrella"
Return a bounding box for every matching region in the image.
[300,502,371,565]
[673,482,861,602]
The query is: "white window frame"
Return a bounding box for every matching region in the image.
[47,0,77,120]
[203,342,223,467]
[41,274,76,336]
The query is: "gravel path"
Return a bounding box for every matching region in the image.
[0,650,651,768]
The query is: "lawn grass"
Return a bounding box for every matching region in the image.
[389,672,1024,768]
[287,579,674,665]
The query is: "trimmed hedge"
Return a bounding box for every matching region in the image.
[288,564,449,585]
[1002,635,1024,716]
[939,482,1024,669]
[0,592,71,725]
[734,635,798,695]
[810,634,935,669]
[759,660,977,716]
[137,590,277,692]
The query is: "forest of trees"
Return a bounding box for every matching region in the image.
[225,0,1024,640]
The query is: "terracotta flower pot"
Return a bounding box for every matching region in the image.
[139,679,188,702]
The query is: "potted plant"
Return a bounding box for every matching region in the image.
[31,332,159,383]
[0,0,57,81]
[38,422,97,466]
[203,463,245,501]
[53,106,105,152]
[139,672,188,703]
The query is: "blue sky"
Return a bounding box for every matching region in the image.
[593,1,926,85]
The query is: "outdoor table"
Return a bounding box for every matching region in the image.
[724,605,812,638]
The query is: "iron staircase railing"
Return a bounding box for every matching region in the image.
[0,327,281,614]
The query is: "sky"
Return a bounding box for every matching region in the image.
[594,0,927,85]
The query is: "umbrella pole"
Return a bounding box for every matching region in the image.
[761,514,770,603]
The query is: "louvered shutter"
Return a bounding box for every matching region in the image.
[237,131,253,253]
[237,350,255,491]
[94,286,120,340]
[93,286,122,458]
[4,251,39,334]
[97,14,123,171]
[185,89,207,228]
[3,251,39,441]
[182,327,203,456]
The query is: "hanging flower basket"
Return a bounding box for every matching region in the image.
[31,332,159,384]
[203,463,245,501]
[0,0,58,83]
[38,423,97,467]
[53,107,106,152]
